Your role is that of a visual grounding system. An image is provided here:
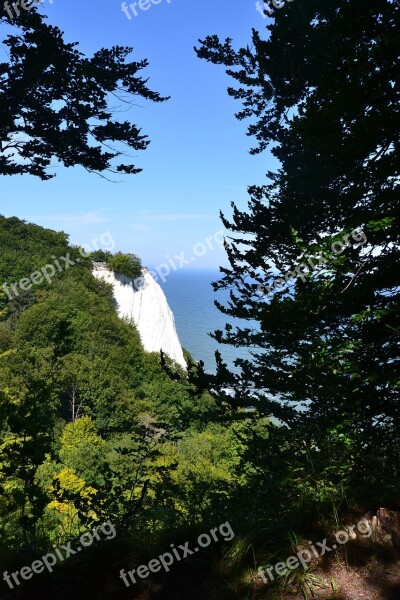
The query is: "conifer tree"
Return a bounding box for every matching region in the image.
[0,5,167,179]
[197,0,400,500]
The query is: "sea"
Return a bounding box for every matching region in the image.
[159,270,254,374]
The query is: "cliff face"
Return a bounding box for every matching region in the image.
[92,265,186,370]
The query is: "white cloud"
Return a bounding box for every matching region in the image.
[132,211,212,222]
[131,224,153,232]
[25,211,110,227]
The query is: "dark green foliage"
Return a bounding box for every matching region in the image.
[196,0,400,510]
[90,249,112,263]
[0,216,247,570]
[0,6,167,179]
[106,251,143,281]
[1,2,399,595]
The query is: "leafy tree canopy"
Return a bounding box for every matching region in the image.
[0,5,167,179]
[196,0,400,507]
[106,252,143,281]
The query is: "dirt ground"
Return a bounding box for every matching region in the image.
[280,555,400,600]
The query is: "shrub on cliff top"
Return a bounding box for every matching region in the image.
[106,252,142,281]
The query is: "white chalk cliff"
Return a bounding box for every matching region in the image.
[92,265,186,370]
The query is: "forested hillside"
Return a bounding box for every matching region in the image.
[1,214,398,600]
[0,216,254,598]
[0,0,399,598]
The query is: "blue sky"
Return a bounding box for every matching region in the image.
[1,0,276,270]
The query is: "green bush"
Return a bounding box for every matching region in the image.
[106,252,142,280]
